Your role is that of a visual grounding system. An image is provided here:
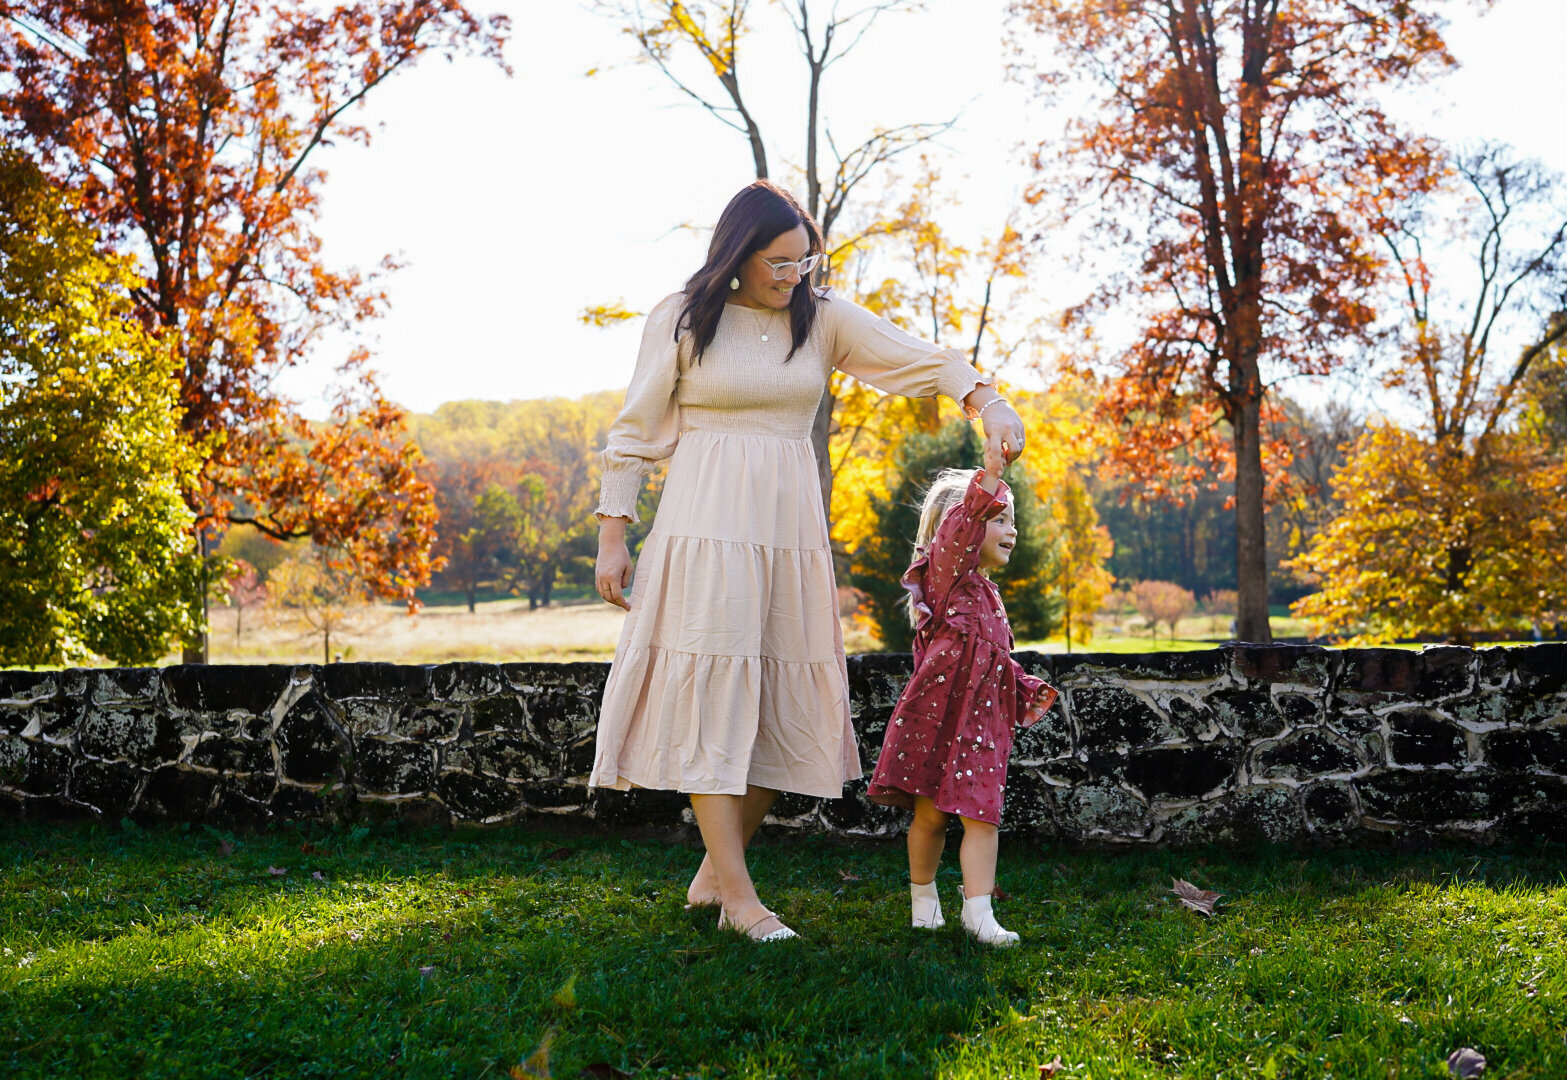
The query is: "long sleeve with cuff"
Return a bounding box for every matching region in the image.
[595,294,685,524]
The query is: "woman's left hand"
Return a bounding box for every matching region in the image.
[981,400,1025,465]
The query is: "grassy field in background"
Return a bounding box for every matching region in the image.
[2,821,1564,1079]
[196,598,633,665]
[190,599,1327,666]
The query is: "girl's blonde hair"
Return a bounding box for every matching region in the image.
[906,467,980,626]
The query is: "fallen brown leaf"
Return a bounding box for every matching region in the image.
[267,866,287,877]
[580,1066,631,1080]
[1039,1055,1065,1078]
[218,838,235,857]
[992,883,1012,902]
[837,868,862,881]
[300,842,321,854]
[1171,878,1221,916]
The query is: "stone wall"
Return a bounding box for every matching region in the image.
[2,644,1564,845]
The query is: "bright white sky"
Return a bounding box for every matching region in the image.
[285,0,1567,418]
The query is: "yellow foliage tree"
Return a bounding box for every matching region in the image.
[1010,378,1116,649]
[826,163,1045,560]
[1051,475,1116,649]
[1289,425,1567,644]
[1290,147,1567,645]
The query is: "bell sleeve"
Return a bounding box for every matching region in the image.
[595,293,686,524]
[1016,670,1059,729]
[825,292,993,405]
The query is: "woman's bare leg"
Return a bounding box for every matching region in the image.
[688,790,786,938]
[686,785,776,906]
[908,796,948,885]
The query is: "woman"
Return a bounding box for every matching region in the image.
[591,180,1026,942]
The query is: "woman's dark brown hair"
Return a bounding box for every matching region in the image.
[678,180,825,362]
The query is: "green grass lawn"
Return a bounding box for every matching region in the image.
[2,822,1564,1079]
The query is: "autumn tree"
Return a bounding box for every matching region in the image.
[851,420,1063,651]
[1131,580,1196,643]
[423,457,530,611]
[1051,476,1115,650]
[589,0,957,511]
[222,560,268,649]
[0,1,508,659]
[0,150,199,666]
[270,549,368,665]
[827,165,1047,563]
[1290,147,1567,644]
[498,397,619,608]
[1271,396,1366,579]
[414,394,633,609]
[1013,0,1463,642]
[1519,336,1567,454]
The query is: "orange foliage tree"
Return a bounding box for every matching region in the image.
[1131,580,1197,643]
[1012,0,1461,642]
[0,0,508,657]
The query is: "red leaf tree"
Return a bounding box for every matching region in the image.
[1012,0,1462,641]
[0,0,508,657]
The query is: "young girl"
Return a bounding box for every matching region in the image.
[866,435,1059,946]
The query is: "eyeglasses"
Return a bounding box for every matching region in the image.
[763,252,821,280]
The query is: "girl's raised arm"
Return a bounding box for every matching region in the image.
[919,473,1010,612]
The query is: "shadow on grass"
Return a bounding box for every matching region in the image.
[2,823,1565,1079]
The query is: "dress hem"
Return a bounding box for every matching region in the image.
[590,772,850,801]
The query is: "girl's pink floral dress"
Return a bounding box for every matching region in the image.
[866,472,1059,824]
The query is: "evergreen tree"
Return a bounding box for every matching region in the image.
[852,421,1063,651]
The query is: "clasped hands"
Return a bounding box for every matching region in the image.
[963,386,1024,470]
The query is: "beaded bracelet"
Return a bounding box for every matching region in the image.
[967,396,1009,422]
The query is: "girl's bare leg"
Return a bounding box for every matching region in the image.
[686,785,777,907]
[908,796,949,885]
[908,796,949,929]
[958,816,1016,946]
[957,816,998,898]
[688,791,787,939]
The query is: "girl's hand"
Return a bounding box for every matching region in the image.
[981,436,1006,493]
[596,518,633,610]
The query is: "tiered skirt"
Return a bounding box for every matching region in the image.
[589,428,860,798]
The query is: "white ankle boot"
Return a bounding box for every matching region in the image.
[910,880,945,929]
[960,891,1019,947]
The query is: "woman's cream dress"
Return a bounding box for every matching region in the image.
[589,290,989,799]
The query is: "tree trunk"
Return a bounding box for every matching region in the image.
[323,629,331,666]
[1232,389,1273,643]
[1445,546,1473,645]
[182,526,212,663]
